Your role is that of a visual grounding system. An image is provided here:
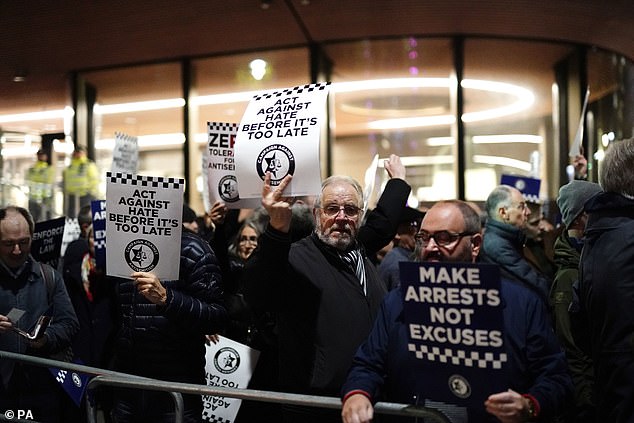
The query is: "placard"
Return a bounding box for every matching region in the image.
[31,217,65,268]
[111,132,139,175]
[235,82,331,198]
[91,199,107,270]
[500,174,541,203]
[105,172,183,279]
[204,122,260,210]
[399,261,506,410]
[202,336,260,423]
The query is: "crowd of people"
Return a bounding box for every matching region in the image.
[1,138,633,422]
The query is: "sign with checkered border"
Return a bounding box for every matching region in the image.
[399,261,507,409]
[105,172,184,279]
[235,82,331,198]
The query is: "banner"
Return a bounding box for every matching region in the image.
[235,82,331,198]
[105,172,184,280]
[202,337,260,423]
[31,217,65,268]
[399,261,506,411]
[111,132,139,175]
[204,122,261,210]
[48,362,90,407]
[91,199,107,270]
[500,174,541,203]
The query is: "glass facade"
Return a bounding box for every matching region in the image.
[1,37,633,217]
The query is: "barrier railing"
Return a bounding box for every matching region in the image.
[0,350,451,423]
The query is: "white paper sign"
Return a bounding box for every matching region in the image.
[362,154,379,213]
[111,132,139,175]
[105,172,184,280]
[60,217,80,258]
[202,336,260,423]
[234,82,331,198]
[204,122,261,210]
[569,87,590,158]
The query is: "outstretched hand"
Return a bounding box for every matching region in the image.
[261,172,293,233]
[384,154,406,180]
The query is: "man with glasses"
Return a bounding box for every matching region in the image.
[0,206,79,422]
[479,185,551,301]
[243,155,410,423]
[341,200,571,423]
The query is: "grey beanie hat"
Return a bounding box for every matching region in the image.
[557,180,602,227]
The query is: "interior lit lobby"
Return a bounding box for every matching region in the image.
[1,0,633,216]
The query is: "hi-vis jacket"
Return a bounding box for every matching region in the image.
[26,160,55,201]
[63,156,100,196]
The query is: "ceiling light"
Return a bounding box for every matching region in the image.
[249,59,267,81]
[94,98,185,115]
[472,134,542,144]
[472,155,532,171]
[260,0,272,10]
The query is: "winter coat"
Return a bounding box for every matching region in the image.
[112,231,227,384]
[578,192,634,422]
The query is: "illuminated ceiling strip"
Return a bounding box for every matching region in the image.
[378,155,455,166]
[472,134,542,144]
[472,154,532,171]
[94,98,186,114]
[0,108,73,123]
[95,133,185,149]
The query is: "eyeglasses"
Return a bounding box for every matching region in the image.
[0,238,31,249]
[239,235,258,244]
[319,204,361,218]
[415,230,474,247]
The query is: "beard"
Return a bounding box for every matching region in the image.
[315,214,356,251]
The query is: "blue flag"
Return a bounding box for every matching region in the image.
[48,360,91,407]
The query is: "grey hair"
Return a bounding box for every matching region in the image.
[314,175,364,209]
[485,185,514,220]
[600,138,634,199]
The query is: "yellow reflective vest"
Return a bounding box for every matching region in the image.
[63,156,100,196]
[26,160,55,201]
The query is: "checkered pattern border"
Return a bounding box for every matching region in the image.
[114,131,138,143]
[94,239,106,249]
[106,172,184,189]
[55,369,67,383]
[408,344,507,369]
[207,122,238,132]
[253,82,331,100]
[522,193,540,204]
[201,410,232,423]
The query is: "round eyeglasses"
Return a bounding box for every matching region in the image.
[415,230,475,247]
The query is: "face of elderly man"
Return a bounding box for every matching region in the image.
[314,180,363,251]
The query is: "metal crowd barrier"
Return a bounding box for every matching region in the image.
[0,350,451,423]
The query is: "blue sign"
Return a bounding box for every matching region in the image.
[500,174,541,203]
[91,200,107,270]
[399,261,506,412]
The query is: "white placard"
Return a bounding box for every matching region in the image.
[202,336,260,423]
[362,154,379,212]
[569,87,590,157]
[234,82,331,198]
[204,122,261,210]
[60,217,80,258]
[111,132,139,175]
[105,172,184,280]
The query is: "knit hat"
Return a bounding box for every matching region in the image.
[556,180,602,227]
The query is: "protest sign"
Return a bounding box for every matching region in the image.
[60,217,80,258]
[91,199,107,270]
[111,132,139,175]
[362,154,379,213]
[202,336,260,423]
[31,217,65,268]
[204,122,260,210]
[569,87,590,158]
[399,261,506,410]
[105,172,184,280]
[500,174,541,203]
[234,82,331,198]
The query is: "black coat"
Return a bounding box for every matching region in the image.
[112,231,227,383]
[578,192,634,422]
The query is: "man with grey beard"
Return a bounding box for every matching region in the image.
[243,155,410,423]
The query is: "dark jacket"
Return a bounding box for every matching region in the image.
[551,231,595,422]
[578,192,634,422]
[112,231,227,383]
[243,178,411,397]
[342,280,572,422]
[480,219,550,302]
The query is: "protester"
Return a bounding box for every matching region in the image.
[378,206,425,290]
[63,146,100,218]
[0,206,79,422]
[243,154,410,423]
[551,180,602,423]
[523,201,558,280]
[479,185,551,302]
[109,219,228,422]
[577,137,634,422]
[341,200,572,423]
[26,149,55,222]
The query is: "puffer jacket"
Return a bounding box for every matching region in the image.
[112,231,227,383]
